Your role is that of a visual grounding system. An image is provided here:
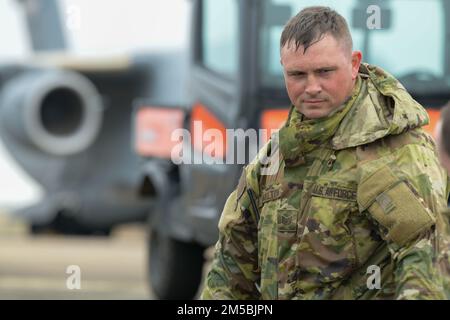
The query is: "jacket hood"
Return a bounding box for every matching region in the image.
[331,63,429,150]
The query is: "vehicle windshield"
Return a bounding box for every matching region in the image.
[261,0,450,98]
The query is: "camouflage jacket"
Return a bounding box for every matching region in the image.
[201,63,450,300]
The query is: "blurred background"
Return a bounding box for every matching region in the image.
[0,0,449,300]
[0,0,191,299]
[0,0,190,210]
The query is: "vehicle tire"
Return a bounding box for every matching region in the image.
[149,229,205,300]
[30,223,54,235]
[29,211,112,236]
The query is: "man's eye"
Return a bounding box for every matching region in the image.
[318,69,332,74]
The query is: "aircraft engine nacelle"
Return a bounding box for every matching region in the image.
[0,69,103,156]
[0,52,187,233]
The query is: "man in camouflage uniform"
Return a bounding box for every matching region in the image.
[201,6,449,299]
[434,104,450,298]
[436,104,450,174]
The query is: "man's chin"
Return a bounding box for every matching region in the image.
[297,106,331,120]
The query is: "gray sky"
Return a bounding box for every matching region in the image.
[0,0,190,62]
[0,0,29,62]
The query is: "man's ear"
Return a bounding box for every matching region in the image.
[351,51,362,80]
[434,119,442,141]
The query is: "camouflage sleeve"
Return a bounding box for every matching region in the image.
[200,186,260,300]
[358,142,449,300]
[200,169,261,300]
[200,145,268,300]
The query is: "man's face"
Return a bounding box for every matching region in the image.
[435,120,450,173]
[281,34,362,119]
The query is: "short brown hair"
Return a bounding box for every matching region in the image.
[440,103,450,156]
[280,6,353,53]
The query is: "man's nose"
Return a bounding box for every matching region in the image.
[305,76,322,96]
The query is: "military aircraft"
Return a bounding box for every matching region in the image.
[0,0,189,235]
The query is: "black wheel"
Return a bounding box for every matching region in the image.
[29,211,112,236]
[30,223,54,235]
[149,229,205,299]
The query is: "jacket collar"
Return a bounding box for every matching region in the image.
[278,63,430,166]
[332,63,429,150]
